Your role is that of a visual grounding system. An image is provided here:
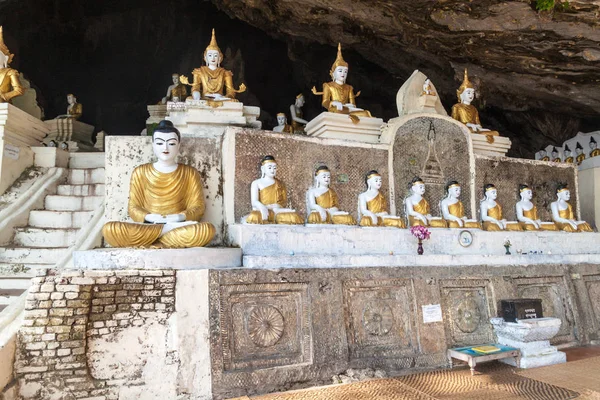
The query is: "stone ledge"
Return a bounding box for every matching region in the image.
[73,247,241,270]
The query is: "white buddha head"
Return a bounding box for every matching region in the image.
[67,94,76,105]
[519,184,533,201]
[460,88,475,105]
[365,170,382,191]
[539,149,547,159]
[410,177,426,196]
[314,166,331,188]
[557,184,570,201]
[446,181,461,199]
[590,137,597,150]
[260,155,277,179]
[276,113,287,126]
[484,184,497,201]
[171,73,180,85]
[152,120,181,164]
[295,93,305,108]
[332,66,348,84]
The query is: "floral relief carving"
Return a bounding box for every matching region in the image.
[246,305,285,348]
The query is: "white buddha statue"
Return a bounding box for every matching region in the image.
[576,142,585,165]
[405,177,447,228]
[539,148,550,162]
[244,155,303,225]
[441,181,480,228]
[480,184,521,231]
[515,184,557,231]
[306,166,356,225]
[421,79,435,96]
[551,147,561,163]
[290,93,308,133]
[273,113,293,134]
[551,184,593,232]
[358,170,404,228]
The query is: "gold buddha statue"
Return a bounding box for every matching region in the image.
[358,170,405,228]
[451,69,499,144]
[0,27,24,104]
[306,166,356,225]
[405,177,447,228]
[515,184,557,231]
[441,181,481,229]
[551,184,593,232]
[102,120,215,248]
[480,184,522,231]
[244,156,303,225]
[312,43,372,123]
[180,29,246,102]
[590,137,600,158]
[161,73,188,104]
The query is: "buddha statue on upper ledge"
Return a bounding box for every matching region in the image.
[480,184,521,231]
[576,142,585,165]
[551,147,561,163]
[404,177,447,228]
[0,26,24,104]
[290,93,307,133]
[563,145,574,164]
[515,184,557,231]
[273,113,293,134]
[102,120,216,248]
[312,43,372,123]
[180,29,246,103]
[451,69,499,144]
[539,148,550,162]
[57,94,82,120]
[358,170,405,228]
[590,136,600,158]
[161,73,187,104]
[551,184,593,232]
[243,156,303,225]
[306,166,356,225]
[441,181,481,229]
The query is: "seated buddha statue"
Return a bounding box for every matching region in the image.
[102,120,216,248]
[515,184,557,231]
[0,27,25,104]
[451,69,499,144]
[480,184,521,231]
[590,136,600,158]
[576,142,585,165]
[358,170,405,228]
[539,149,550,162]
[57,94,82,120]
[290,93,308,133]
[161,73,187,104]
[312,43,372,123]
[551,147,561,163]
[273,113,294,134]
[551,184,593,232]
[244,156,303,225]
[306,166,356,225]
[563,145,574,163]
[441,181,481,228]
[180,29,246,102]
[405,177,447,228]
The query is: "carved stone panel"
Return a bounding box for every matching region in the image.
[585,275,600,333]
[441,279,493,347]
[219,282,311,371]
[343,279,417,360]
[513,276,574,342]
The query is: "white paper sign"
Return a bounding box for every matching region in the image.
[3,144,19,160]
[422,304,443,323]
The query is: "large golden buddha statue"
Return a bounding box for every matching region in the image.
[306,166,356,225]
[102,120,215,248]
[312,44,372,122]
[0,27,24,104]
[451,69,499,143]
[180,29,246,102]
[358,170,405,228]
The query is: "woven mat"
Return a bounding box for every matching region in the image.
[518,356,600,395]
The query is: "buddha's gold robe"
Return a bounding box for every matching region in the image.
[307,189,356,225]
[67,103,83,120]
[359,193,405,228]
[541,156,550,161]
[552,158,561,163]
[170,84,188,101]
[102,164,215,248]
[0,68,24,103]
[565,156,574,164]
[482,204,521,231]
[246,179,303,224]
[321,82,371,117]
[519,206,558,231]
[451,103,499,140]
[409,198,447,228]
[277,124,294,134]
[191,66,237,100]
[446,201,481,229]
[291,108,305,133]
[591,149,600,158]
[554,203,593,232]
[577,154,585,165]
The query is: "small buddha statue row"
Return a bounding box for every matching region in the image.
[539,137,600,164]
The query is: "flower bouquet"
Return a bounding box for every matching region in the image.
[410,225,431,255]
[503,237,512,255]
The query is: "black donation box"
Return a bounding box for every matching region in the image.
[500,299,543,322]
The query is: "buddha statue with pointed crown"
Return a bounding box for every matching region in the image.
[180,29,246,102]
[480,184,521,231]
[451,69,499,143]
[0,27,24,104]
[551,147,561,163]
[244,155,303,225]
[441,181,481,229]
[102,120,216,248]
[306,166,356,225]
[590,137,600,158]
[515,184,557,231]
[405,177,447,228]
[312,44,372,123]
[358,170,405,228]
[576,142,585,165]
[563,145,574,163]
[551,184,593,232]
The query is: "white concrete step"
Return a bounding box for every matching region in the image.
[28,210,95,229]
[68,168,105,185]
[68,152,105,169]
[57,183,105,196]
[44,195,103,211]
[0,248,66,264]
[13,228,79,248]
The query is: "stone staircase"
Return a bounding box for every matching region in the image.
[0,153,105,312]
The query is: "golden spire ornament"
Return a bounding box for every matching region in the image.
[0,26,15,65]
[204,28,223,59]
[456,68,474,101]
[330,43,349,77]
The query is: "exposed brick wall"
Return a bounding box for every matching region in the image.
[15,269,176,400]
